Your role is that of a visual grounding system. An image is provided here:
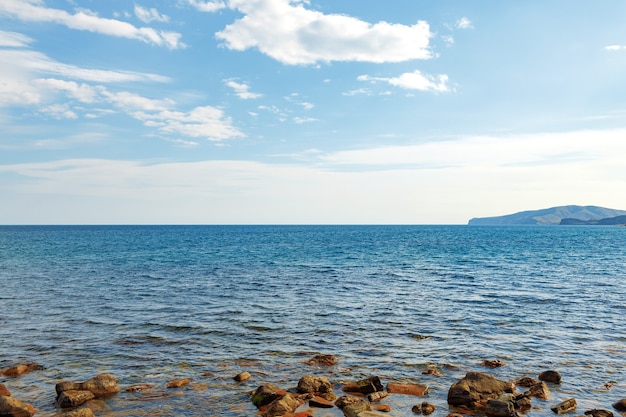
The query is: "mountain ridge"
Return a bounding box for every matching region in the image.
[468,205,626,225]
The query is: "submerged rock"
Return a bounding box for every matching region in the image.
[412,401,436,415]
[551,398,577,414]
[262,393,300,417]
[305,354,338,366]
[447,372,507,412]
[57,390,95,409]
[525,381,550,400]
[56,374,120,398]
[516,377,538,388]
[482,360,506,368]
[0,384,10,397]
[233,371,251,382]
[0,396,35,417]
[2,363,42,378]
[251,384,282,408]
[166,378,191,388]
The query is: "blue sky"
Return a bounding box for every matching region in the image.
[1,0,626,224]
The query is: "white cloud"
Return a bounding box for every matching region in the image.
[0,0,185,49]
[216,0,433,65]
[134,5,170,23]
[225,80,262,99]
[605,45,625,51]
[456,17,473,29]
[293,116,317,124]
[0,30,33,47]
[186,0,227,12]
[358,70,450,93]
[34,78,99,103]
[39,103,78,119]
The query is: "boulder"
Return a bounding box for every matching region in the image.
[516,377,538,387]
[525,381,550,400]
[342,400,371,417]
[342,376,383,395]
[447,372,507,411]
[513,393,532,411]
[305,354,338,366]
[2,363,42,378]
[387,382,429,396]
[0,396,35,417]
[485,399,515,417]
[233,371,251,382]
[251,384,282,408]
[539,370,562,384]
[65,409,95,417]
[613,399,626,412]
[263,393,300,417]
[57,390,95,408]
[297,375,333,394]
[56,374,120,398]
[0,384,10,397]
[335,395,364,409]
[584,409,614,417]
[551,398,577,414]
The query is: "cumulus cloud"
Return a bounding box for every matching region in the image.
[215,0,433,65]
[358,70,450,93]
[456,17,473,29]
[134,5,170,23]
[186,0,227,12]
[0,0,185,49]
[225,80,262,99]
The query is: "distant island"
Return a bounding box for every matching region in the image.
[468,205,626,225]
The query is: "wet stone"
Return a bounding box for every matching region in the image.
[551,398,577,414]
[57,390,95,408]
[482,360,506,368]
[166,378,191,388]
[234,371,251,382]
[584,409,614,417]
[305,354,338,366]
[387,382,429,396]
[613,399,626,412]
[0,396,35,417]
[0,383,10,397]
[297,375,333,394]
[539,370,562,384]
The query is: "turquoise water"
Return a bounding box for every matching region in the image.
[0,225,624,416]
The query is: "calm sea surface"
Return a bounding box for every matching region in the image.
[0,225,624,416]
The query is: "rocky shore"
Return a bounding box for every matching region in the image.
[1,355,625,417]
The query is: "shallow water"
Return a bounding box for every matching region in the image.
[0,225,625,416]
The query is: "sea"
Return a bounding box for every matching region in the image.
[0,225,624,417]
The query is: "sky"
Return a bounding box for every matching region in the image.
[1,0,626,224]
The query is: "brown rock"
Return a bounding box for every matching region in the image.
[485,399,515,417]
[342,376,384,395]
[335,395,364,409]
[357,412,389,417]
[309,396,334,408]
[422,368,443,376]
[124,383,154,392]
[367,391,389,402]
[0,396,35,417]
[251,384,282,408]
[539,370,562,384]
[342,400,371,417]
[65,408,96,417]
[613,399,626,412]
[551,398,577,414]
[234,371,251,382]
[413,401,436,415]
[447,372,507,411]
[0,384,10,397]
[482,360,506,368]
[525,381,550,400]
[387,382,429,396]
[263,393,300,417]
[56,374,120,398]
[305,354,338,366]
[297,375,333,394]
[166,378,191,388]
[584,409,614,417]
[514,393,532,411]
[2,363,42,378]
[57,390,96,408]
[372,403,392,412]
[516,377,538,387]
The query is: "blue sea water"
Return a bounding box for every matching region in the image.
[0,225,625,417]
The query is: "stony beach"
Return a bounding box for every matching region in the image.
[2,355,625,417]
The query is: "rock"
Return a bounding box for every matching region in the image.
[342,400,371,417]
[367,391,389,402]
[305,354,338,366]
[56,374,120,398]
[584,409,614,417]
[372,403,392,412]
[263,393,300,417]
[57,390,96,408]
[0,384,10,397]
[413,401,436,415]
[551,398,577,414]
[525,381,550,400]
[297,375,333,394]
[613,400,626,412]
[124,383,154,392]
[335,395,364,409]
[166,378,191,388]
[0,396,35,417]
[309,396,334,408]
[387,382,429,396]
[65,408,95,417]
[357,412,389,417]
[2,363,42,378]
[516,377,538,387]
[513,393,532,411]
[233,371,251,382]
[422,368,443,376]
[539,370,562,384]
[447,372,507,411]
[482,360,506,368]
[342,376,384,395]
[485,399,515,417]
[251,384,282,408]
